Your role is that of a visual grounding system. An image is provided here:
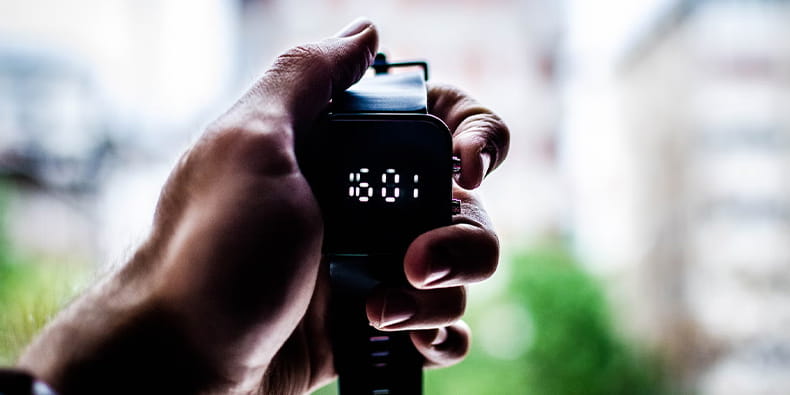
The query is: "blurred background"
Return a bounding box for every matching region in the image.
[1,0,789,393]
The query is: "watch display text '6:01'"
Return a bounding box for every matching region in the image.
[348,167,420,203]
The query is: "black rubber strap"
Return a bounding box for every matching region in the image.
[329,255,423,395]
[331,71,428,114]
[0,369,58,395]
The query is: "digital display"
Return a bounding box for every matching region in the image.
[303,115,453,255]
[347,168,419,203]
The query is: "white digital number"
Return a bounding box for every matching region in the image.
[348,167,420,203]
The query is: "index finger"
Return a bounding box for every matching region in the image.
[428,83,510,189]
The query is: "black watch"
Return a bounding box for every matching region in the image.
[299,54,459,394]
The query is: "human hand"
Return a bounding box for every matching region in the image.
[18,18,509,395]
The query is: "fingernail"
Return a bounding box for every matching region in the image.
[431,327,449,346]
[378,291,416,328]
[481,152,492,176]
[423,265,452,287]
[335,17,372,38]
[423,243,454,287]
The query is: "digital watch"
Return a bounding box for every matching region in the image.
[299,54,460,394]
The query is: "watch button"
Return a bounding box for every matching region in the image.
[452,156,461,174]
[451,199,462,215]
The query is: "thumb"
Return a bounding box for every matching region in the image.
[251,18,379,130]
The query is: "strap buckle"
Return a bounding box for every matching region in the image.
[371,52,429,81]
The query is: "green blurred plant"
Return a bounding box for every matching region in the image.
[426,245,666,395]
[0,183,89,365]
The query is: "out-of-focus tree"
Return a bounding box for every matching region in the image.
[421,245,667,395]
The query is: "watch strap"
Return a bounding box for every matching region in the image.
[329,255,423,395]
[0,369,58,395]
[331,71,428,114]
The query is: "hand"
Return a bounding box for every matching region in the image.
[17,18,509,395]
[365,80,510,357]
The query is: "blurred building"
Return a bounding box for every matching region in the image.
[573,0,790,393]
[0,0,239,263]
[0,46,114,262]
[0,0,564,268]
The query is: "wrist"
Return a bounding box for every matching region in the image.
[17,244,228,395]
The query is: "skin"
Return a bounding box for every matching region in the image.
[16,18,510,395]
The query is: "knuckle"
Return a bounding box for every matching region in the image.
[446,323,472,359]
[331,44,369,91]
[428,83,465,103]
[268,36,375,94]
[449,287,467,319]
[471,225,500,278]
[278,43,325,66]
[481,240,500,279]
[272,43,332,81]
[427,287,466,324]
[455,111,510,171]
[431,83,510,170]
[200,116,297,177]
[286,43,320,58]
[483,113,510,165]
[230,129,297,177]
[244,131,297,175]
[428,83,468,115]
[451,222,499,280]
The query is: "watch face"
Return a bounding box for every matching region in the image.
[306,115,453,255]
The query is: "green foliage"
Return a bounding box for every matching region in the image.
[0,184,88,365]
[0,258,88,365]
[422,245,666,394]
[507,246,665,395]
